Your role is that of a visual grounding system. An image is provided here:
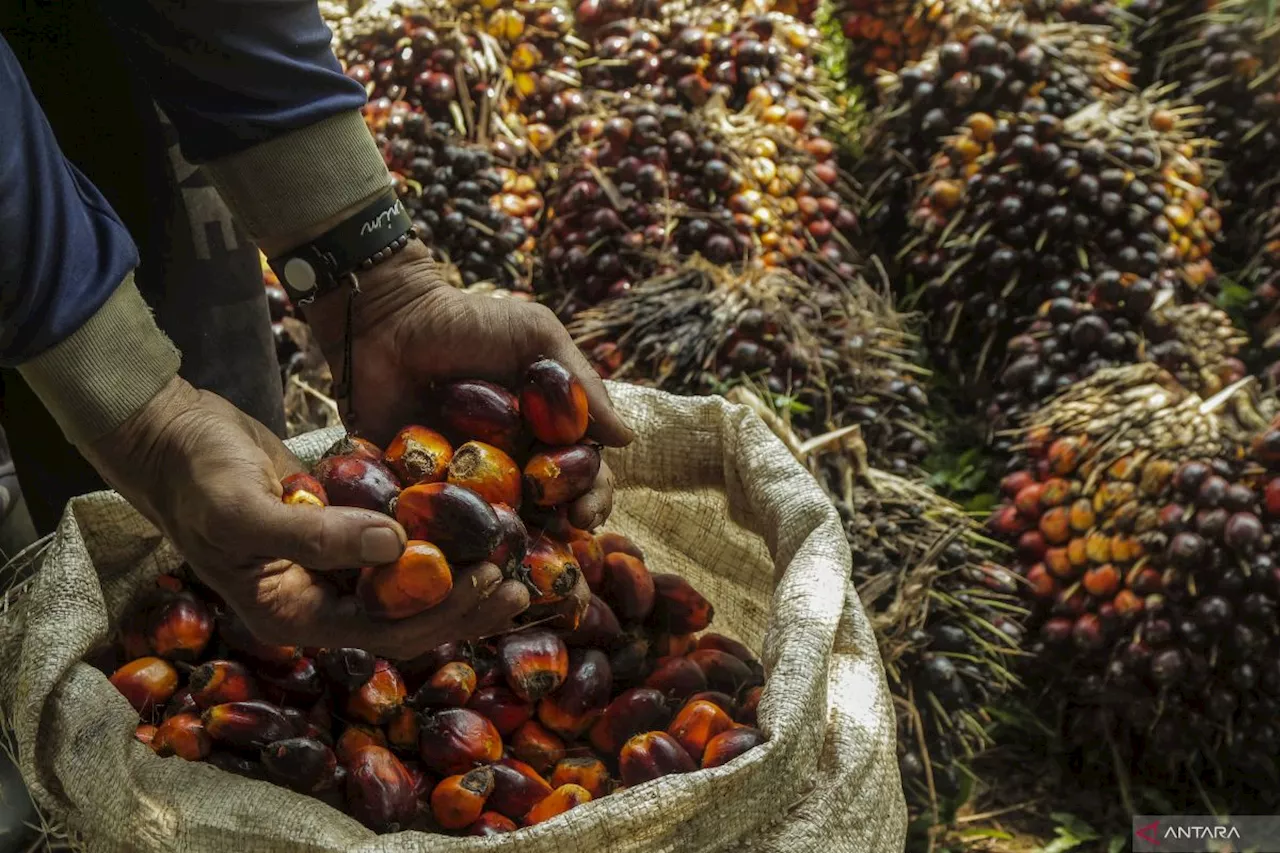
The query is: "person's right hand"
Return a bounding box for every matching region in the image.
[81,376,530,658]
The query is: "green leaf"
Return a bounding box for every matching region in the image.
[1217,280,1253,310]
[1108,835,1128,853]
[1050,812,1100,843]
[959,828,1014,841]
[965,492,999,513]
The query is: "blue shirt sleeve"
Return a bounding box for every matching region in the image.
[99,0,369,163]
[0,35,139,365]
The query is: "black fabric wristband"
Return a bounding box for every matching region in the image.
[267,189,414,304]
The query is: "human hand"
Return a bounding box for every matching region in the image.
[307,241,634,533]
[82,377,529,658]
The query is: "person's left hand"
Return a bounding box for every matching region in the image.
[307,241,634,534]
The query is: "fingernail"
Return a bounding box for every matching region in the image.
[361,527,404,564]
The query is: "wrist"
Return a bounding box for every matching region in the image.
[85,377,199,471]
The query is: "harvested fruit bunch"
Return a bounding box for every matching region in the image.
[857,18,1128,248]
[570,261,931,473]
[104,529,767,833]
[987,364,1280,782]
[905,95,1221,391]
[825,0,991,87]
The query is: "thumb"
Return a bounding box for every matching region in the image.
[243,495,408,571]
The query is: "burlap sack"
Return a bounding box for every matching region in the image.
[0,383,905,852]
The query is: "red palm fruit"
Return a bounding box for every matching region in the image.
[1083,564,1121,598]
[188,660,260,709]
[737,686,763,726]
[1025,564,1058,600]
[280,707,327,742]
[448,441,522,507]
[644,656,708,703]
[384,425,454,486]
[518,537,581,605]
[596,532,644,561]
[202,701,293,750]
[568,530,605,590]
[387,707,421,753]
[323,435,383,464]
[345,745,419,832]
[418,708,503,775]
[488,503,529,580]
[667,699,734,762]
[649,574,714,634]
[549,757,611,799]
[401,759,432,803]
[110,657,179,715]
[562,595,623,648]
[538,649,612,739]
[431,767,497,830]
[525,783,592,825]
[346,660,407,725]
[336,724,388,765]
[652,633,697,658]
[394,482,502,564]
[120,620,152,661]
[511,720,566,774]
[524,445,601,508]
[987,505,1027,538]
[1044,547,1073,578]
[1038,507,1071,545]
[467,686,534,736]
[145,593,213,662]
[696,633,756,665]
[261,737,339,793]
[281,472,328,507]
[400,641,465,686]
[358,541,453,620]
[217,612,300,669]
[602,553,655,622]
[487,759,554,821]
[500,629,570,703]
[589,688,672,756]
[609,634,653,686]
[1001,470,1035,497]
[1264,477,1280,517]
[1014,483,1043,518]
[135,723,158,748]
[437,379,524,455]
[521,359,589,445]
[316,647,377,692]
[152,713,212,761]
[162,687,199,721]
[1113,588,1144,617]
[687,650,759,695]
[259,656,324,706]
[411,661,478,709]
[1039,478,1073,507]
[468,811,519,835]
[619,731,697,786]
[314,454,400,513]
[208,750,268,781]
[702,727,766,768]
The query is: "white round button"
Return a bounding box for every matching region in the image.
[283,258,317,293]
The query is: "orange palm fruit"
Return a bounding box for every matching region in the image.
[619,731,697,786]
[468,811,519,835]
[562,595,622,648]
[601,552,655,622]
[188,660,260,709]
[487,759,554,821]
[281,472,328,506]
[687,691,738,718]
[152,712,212,761]
[568,530,605,590]
[394,482,502,564]
[336,724,388,765]
[467,685,533,736]
[110,657,179,716]
[644,656,708,703]
[314,454,400,514]
[687,649,760,695]
[667,699,735,762]
[537,649,612,739]
[649,574,714,634]
[359,541,453,620]
[431,766,497,830]
[383,425,454,486]
[510,720,566,775]
[524,783,592,825]
[523,445,601,507]
[520,537,582,605]
[549,757,611,799]
[487,503,529,580]
[500,629,570,703]
[596,532,644,561]
[322,435,383,465]
[387,707,421,753]
[411,661,477,709]
[202,700,293,750]
[448,441,522,507]
[702,726,766,768]
[345,745,419,832]
[588,688,673,756]
[315,647,377,692]
[346,659,407,725]
[520,358,589,445]
[417,708,503,775]
[145,592,213,661]
[261,737,339,793]
[437,379,524,456]
[135,723,158,748]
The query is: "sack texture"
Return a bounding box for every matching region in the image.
[0,383,905,852]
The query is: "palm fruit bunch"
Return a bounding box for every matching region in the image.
[904,95,1221,403]
[108,545,765,833]
[856,18,1129,248]
[570,261,931,473]
[987,364,1280,785]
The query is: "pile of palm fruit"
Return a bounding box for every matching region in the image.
[265,0,1280,841]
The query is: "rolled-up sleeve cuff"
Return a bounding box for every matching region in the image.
[204,110,391,246]
[17,274,180,446]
